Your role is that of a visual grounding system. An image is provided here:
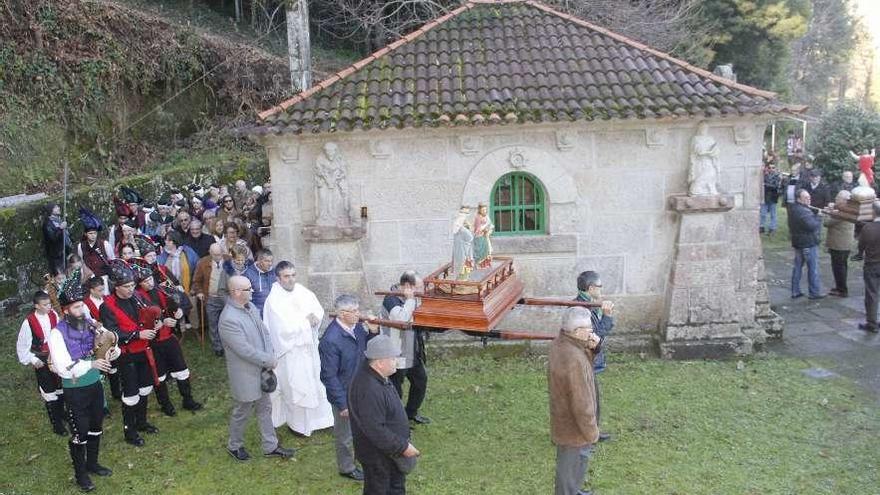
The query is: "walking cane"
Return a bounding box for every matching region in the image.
[199,297,206,350]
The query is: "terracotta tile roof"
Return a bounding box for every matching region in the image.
[249,0,803,135]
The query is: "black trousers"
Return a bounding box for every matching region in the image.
[65,382,105,444]
[361,456,406,495]
[152,337,188,379]
[829,249,850,293]
[117,352,153,402]
[390,353,427,418]
[34,361,63,399]
[864,262,880,325]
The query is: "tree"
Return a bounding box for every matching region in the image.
[286,0,311,91]
[700,0,810,94]
[546,0,716,66]
[810,103,880,179]
[310,0,456,55]
[789,0,858,114]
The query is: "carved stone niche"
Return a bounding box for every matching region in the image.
[555,129,576,151]
[733,124,752,145]
[459,135,482,157]
[645,128,667,148]
[369,140,392,159]
[279,143,299,164]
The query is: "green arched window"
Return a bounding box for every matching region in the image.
[490,172,546,235]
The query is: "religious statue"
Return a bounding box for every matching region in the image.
[472,202,494,269]
[687,122,721,196]
[451,206,475,281]
[315,142,351,227]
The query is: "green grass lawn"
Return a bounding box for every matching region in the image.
[1,319,878,494]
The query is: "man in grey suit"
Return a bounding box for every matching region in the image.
[220,275,294,461]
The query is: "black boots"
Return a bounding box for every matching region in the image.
[46,399,68,436]
[68,442,95,492]
[155,383,177,417]
[136,396,159,434]
[122,404,144,447]
[85,435,112,477]
[178,379,203,411]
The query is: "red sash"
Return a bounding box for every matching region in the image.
[136,288,175,342]
[103,295,149,354]
[83,297,101,321]
[26,311,58,354]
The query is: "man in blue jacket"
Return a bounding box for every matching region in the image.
[319,294,378,482]
[788,188,825,299]
[575,270,614,443]
[243,249,275,316]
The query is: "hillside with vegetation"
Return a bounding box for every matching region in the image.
[0,0,356,197]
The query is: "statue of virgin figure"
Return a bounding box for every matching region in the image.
[451,206,474,281]
[472,202,494,269]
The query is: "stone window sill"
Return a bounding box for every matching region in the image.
[492,234,577,255]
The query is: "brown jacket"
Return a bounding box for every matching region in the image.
[548,332,598,447]
[192,256,219,298]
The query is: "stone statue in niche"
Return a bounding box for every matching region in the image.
[451,206,475,281]
[315,142,351,227]
[472,202,494,269]
[687,122,721,196]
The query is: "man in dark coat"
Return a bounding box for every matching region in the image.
[761,163,782,234]
[42,203,71,274]
[804,170,834,210]
[788,188,825,299]
[349,335,420,495]
[857,201,880,333]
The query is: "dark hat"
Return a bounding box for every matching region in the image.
[78,207,105,232]
[108,260,135,285]
[157,194,171,208]
[135,235,158,255]
[131,263,153,283]
[58,268,85,307]
[120,186,144,205]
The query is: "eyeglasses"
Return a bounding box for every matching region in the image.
[233,287,254,292]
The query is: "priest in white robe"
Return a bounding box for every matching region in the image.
[262,261,334,436]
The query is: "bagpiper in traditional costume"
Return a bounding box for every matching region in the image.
[47,274,120,492]
[133,262,203,416]
[16,290,67,435]
[83,275,122,404]
[99,261,160,446]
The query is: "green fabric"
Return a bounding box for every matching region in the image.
[62,364,101,388]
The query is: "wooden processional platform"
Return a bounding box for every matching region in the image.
[413,257,524,332]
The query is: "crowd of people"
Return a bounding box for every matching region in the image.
[762,134,879,334]
[21,172,619,493]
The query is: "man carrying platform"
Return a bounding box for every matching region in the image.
[380,271,431,426]
[575,271,614,443]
